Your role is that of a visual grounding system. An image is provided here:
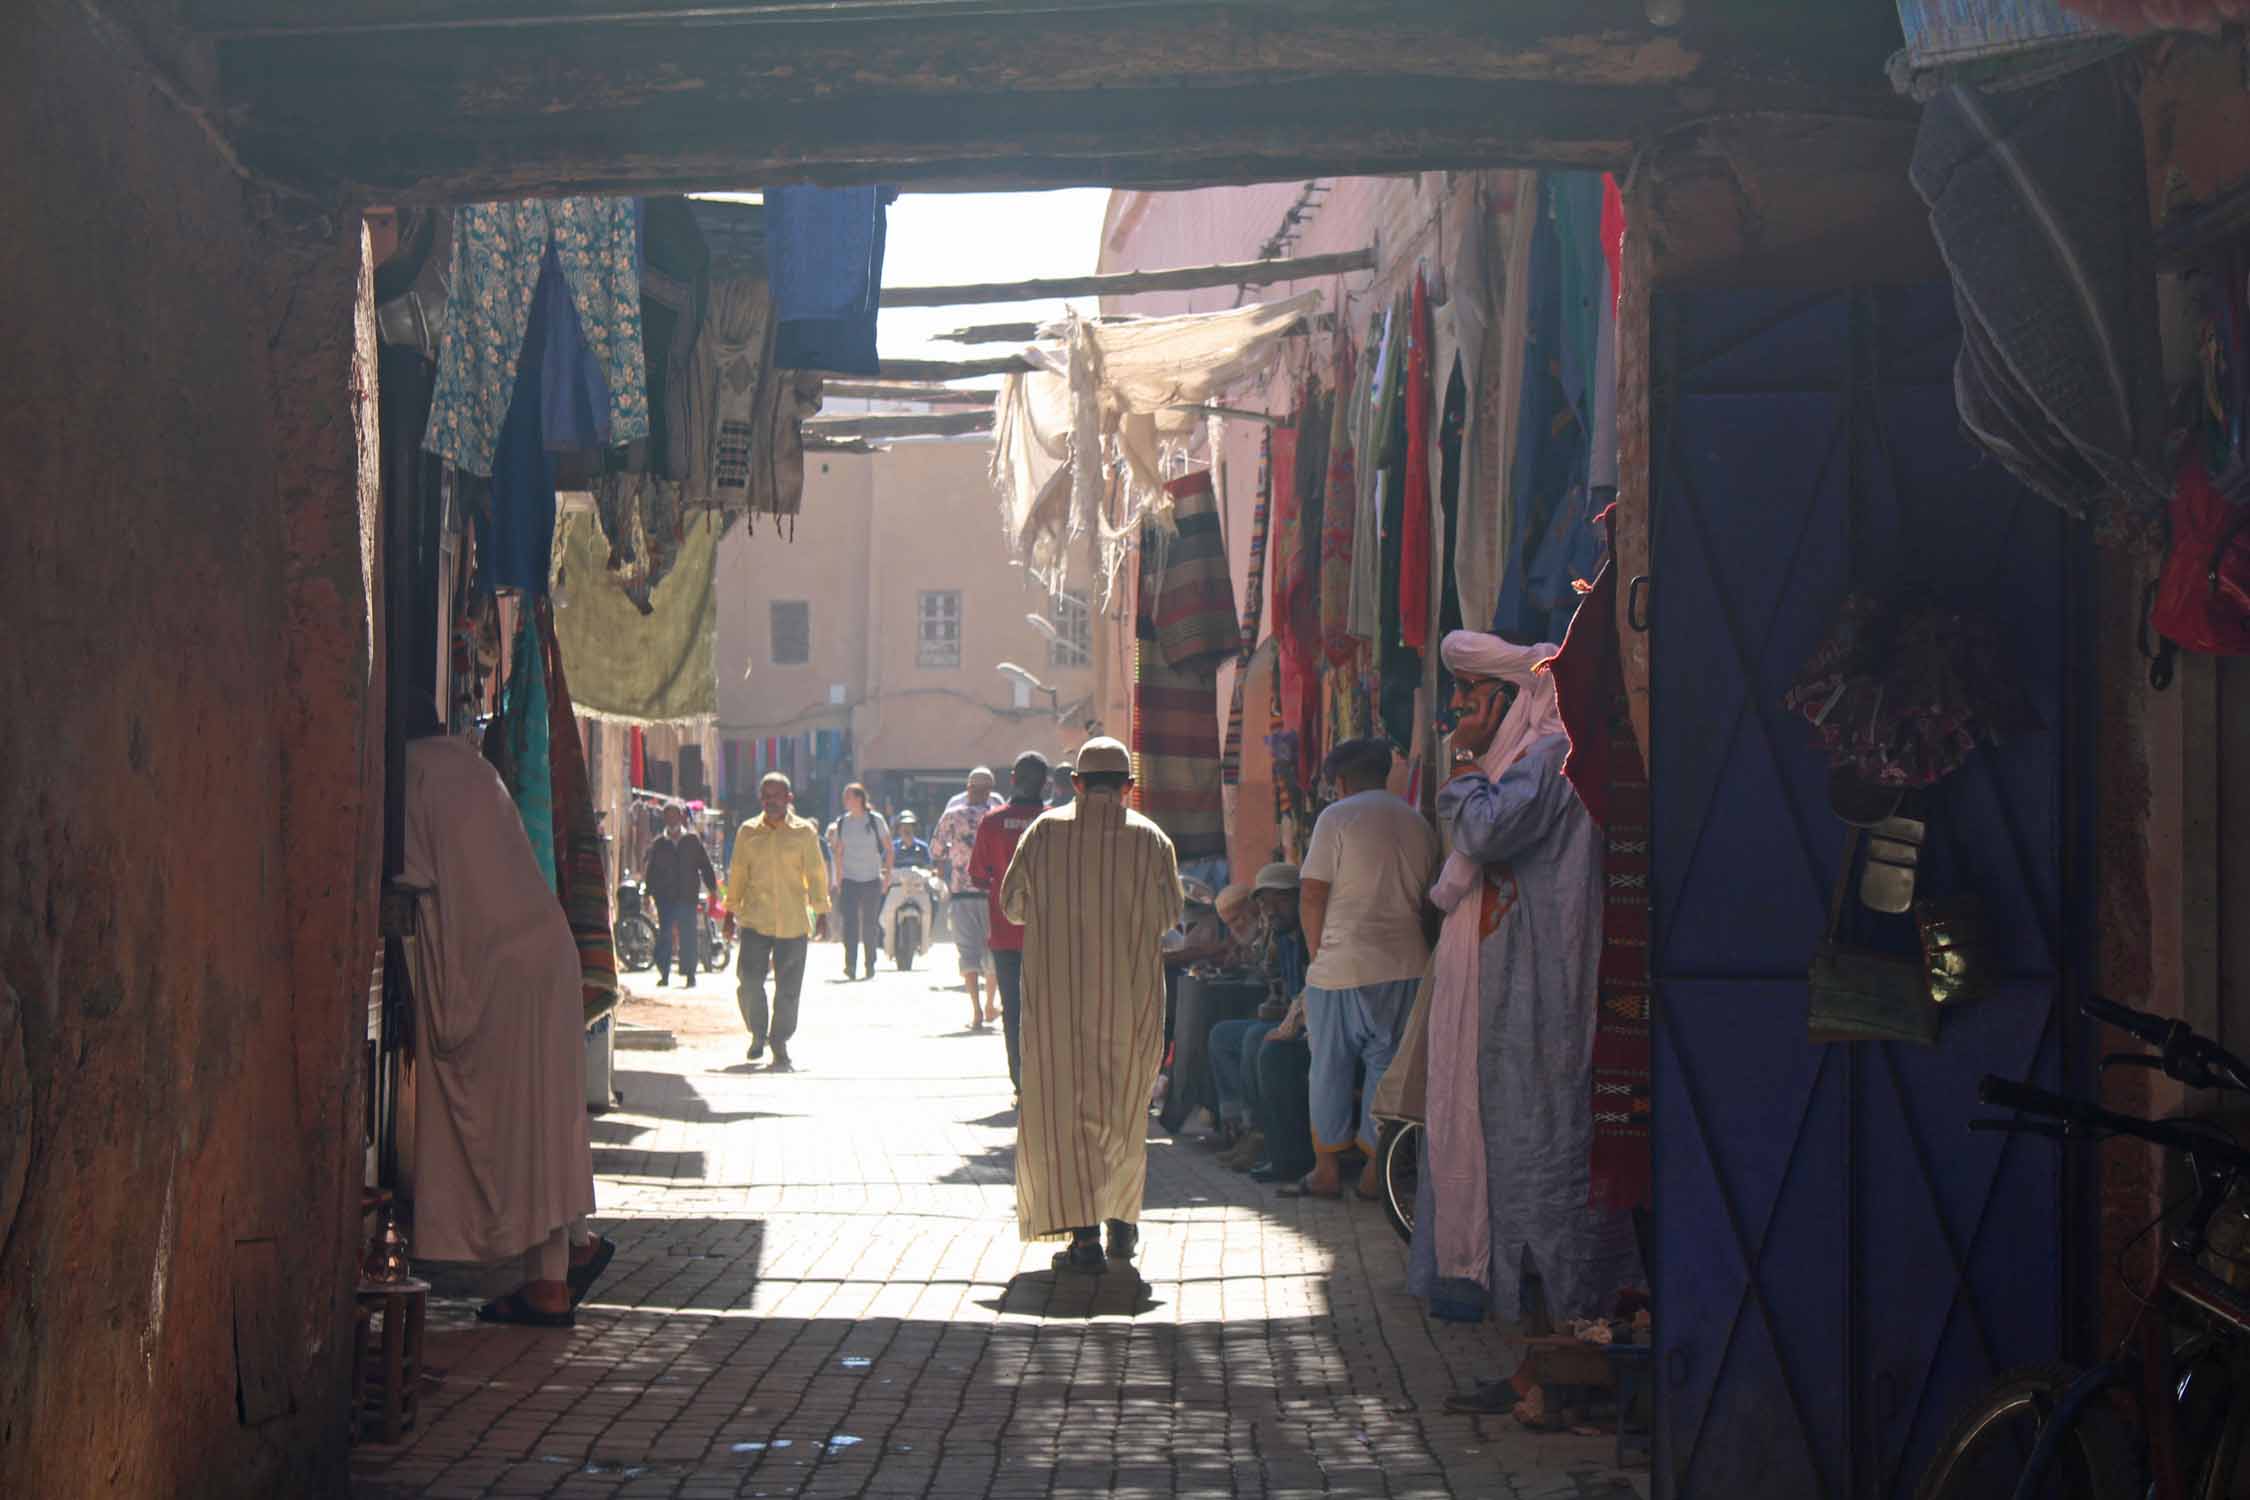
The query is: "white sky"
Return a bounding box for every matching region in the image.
[879,189,1111,361]
[693,187,1112,364]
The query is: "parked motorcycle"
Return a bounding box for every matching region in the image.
[615,881,656,972]
[879,868,945,971]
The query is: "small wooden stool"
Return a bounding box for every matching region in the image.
[354,1278,429,1443]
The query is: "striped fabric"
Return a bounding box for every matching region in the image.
[1134,467,1233,860]
[537,599,620,1025]
[1000,793,1183,1240]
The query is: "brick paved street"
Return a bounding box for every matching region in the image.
[352,942,1647,1500]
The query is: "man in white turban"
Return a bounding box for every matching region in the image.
[1417,630,1642,1409]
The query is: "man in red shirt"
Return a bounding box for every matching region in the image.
[968,751,1051,1100]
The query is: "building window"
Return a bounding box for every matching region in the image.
[1050,588,1090,667]
[771,600,810,666]
[918,590,962,668]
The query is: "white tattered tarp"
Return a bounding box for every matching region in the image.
[989,291,1323,569]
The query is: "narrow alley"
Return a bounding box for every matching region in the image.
[350,948,1643,1500]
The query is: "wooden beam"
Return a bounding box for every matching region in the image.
[804,409,996,440]
[854,354,1034,380]
[803,435,882,453]
[189,0,1349,38]
[880,248,1374,309]
[820,381,997,404]
[207,3,1906,200]
[932,311,1329,344]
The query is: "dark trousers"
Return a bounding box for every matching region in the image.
[1210,1017,1276,1127]
[1255,1037,1315,1178]
[655,898,698,983]
[837,879,881,975]
[992,948,1024,1089]
[736,928,808,1046]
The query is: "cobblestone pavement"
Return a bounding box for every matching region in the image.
[352,942,1647,1500]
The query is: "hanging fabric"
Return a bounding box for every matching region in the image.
[551,510,721,723]
[1221,433,1278,788]
[489,606,556,885]
[1318,324,1362,664]
[425,197,649,478]
[766,186,895,377]
[536,599,621,1026]
[1400,269,1436,652]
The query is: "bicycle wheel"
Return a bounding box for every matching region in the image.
[615,914,656,973]
[1375,1120,1419,1244]
[1913,1365,2137,1500]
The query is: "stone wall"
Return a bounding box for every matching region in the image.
[0,2,377,1493]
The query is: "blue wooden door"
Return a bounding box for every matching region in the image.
[1649,285,2086,1499]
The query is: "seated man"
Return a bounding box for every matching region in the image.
[1211,866,1309,1165]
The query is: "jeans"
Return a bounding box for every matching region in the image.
[655,898,698,983]
[1305,978,1418,1153]
[1255,1037,1315,1178]
[837,878,881,975]
[1209,1017,1276,1127]
[737,928,808,1047]
[992,948,1024,1090]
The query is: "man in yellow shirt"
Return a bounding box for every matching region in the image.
[723,772,831,1071]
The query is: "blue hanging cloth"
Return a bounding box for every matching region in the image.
[767,186,896,376]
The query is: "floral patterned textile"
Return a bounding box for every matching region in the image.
[426,198,649,476]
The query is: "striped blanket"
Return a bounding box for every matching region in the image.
[1135,468,1233,863]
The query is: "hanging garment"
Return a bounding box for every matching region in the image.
[590,470,689,614]
[1137,469,1239,672]
[537,599,621,1025]
[1221,436,1278,788]
[476,332,560,596]
[1493,181,1591,643]
[425,198,648,477]
[1132,474,1232,865]
[1347,303,1397,646]
[1318,326,1362,664]
[1001,791,1182,1239]
[490,608,556,884]
[1377,391,1421,749]
[1909,60,2167,522]
[1400,271,1435,652]
[550,509,720,724]
[1437,358,1469,644]
[637,197,710,483]
[1465,179,1539,634]
[767,186,894,377]
[400,734,596,1263]
[1414,722,1644,1323]
[1543,507,1653,1211]
[687,274,823,518]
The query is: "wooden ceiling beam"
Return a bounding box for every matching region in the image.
[880,248,1372,309]
[803,409,997,440]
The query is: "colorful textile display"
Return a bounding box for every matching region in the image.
[426,197,648,477]
[536,598,621,1025]
[684,273,825,520]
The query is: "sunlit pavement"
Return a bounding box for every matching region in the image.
[351,942,1646,1500]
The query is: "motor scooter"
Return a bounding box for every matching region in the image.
[878,867,945,971]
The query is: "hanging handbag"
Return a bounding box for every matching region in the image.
[1808,831,1941,1046]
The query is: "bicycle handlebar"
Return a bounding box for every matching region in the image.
[2083,993,2172,1046]
[1978,1074,2250,1175]
[2080,994,2250,1095]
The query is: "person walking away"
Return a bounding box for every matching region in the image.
[399,713,606,1326]
[1000,737,1182,1274]
[931,765,1007,1029]
[724,772,830,1072]
[645,802,719,987]
[968,752,1049,1099]
[1291,737,1440,1200]
[828,783,894,982]
[1424,632,1644,1414]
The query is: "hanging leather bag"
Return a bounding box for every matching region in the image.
[1808,831,1941,1046]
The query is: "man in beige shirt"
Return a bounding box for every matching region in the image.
[1291,737,1440,1199]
